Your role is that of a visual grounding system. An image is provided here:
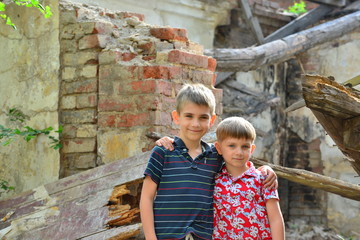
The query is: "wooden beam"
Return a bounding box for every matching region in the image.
[252,157,360,201]
[264,4,335,43]
[302,75,360,119]
[302,74,360,175]
[205,10,360,72]
[307,0,346,7]
[238,0,264,44]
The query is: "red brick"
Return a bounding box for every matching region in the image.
[79,34,110,50]
[208,57,217,72]
[150,28,188,42]
[121,52,137,61]
[98,112,152,128]
[136,95,175,112]
[142,66,182,80]
[138,42,155,55]
[122,12,145,21]
[117,80,174,96]
[98,98,133,112]
[168,50,208,69]
[79,35,100,49]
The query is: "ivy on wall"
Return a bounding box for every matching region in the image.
[0,108,62,196]
[0,0,52,29]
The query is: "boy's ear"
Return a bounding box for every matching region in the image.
[210,114,216,127]
[171,110,180,124]
[214,141,222,155]
[250,144,256,154]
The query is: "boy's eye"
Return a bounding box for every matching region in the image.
[242,145,250,149]
[228,144,236,148]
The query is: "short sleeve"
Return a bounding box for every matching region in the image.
[144,145,166,185]
[260,174,279,201]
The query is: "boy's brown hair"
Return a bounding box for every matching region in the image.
[216,117,256,143]
[176,84,216,115]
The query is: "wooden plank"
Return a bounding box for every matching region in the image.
[252,157,360,201]
[0,152,151,239]
[0,151,150,216]
[205,10,360,72]
[307,0,346,7]
[239,0,264,44]
[264,4,335,43]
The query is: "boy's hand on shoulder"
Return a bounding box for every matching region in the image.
[155,136,175,151]
[259,165,278,190]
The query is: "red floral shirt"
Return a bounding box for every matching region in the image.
[212,162,279,240]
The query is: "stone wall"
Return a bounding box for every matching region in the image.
[71,0,237,48]
[0,0,60,199]
[58,1,221,177]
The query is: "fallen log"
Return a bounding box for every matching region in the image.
[205,10,360,72]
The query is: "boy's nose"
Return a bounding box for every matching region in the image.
[192,119,200,127]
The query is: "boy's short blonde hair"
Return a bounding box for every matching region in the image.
[176,84,216,115]
[216,117,256,143]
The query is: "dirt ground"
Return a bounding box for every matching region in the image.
[285,219,360,240]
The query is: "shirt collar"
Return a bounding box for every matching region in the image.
[220,161,258,179]
[173,136,214,154]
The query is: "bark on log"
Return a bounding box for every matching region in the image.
[205,11,360,72]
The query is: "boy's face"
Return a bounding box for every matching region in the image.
[215,137,255,169]
[172,102,216,143]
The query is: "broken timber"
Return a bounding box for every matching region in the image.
[205,10,360,72]
[0,151,151,240]
[302,74,360,176]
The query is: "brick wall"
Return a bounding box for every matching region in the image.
[283,58,327,224]
[59,1,221,177]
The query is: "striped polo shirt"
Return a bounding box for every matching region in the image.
[144,137,222,240]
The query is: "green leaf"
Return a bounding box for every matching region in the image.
[0,2,6,12]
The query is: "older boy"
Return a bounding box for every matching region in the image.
[140,84,277,240]
[213,117,284,240]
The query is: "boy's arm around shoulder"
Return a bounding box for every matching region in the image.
[140,176,158,240]
[257,165,278,189]
[155,136,175,151]
[266,199,285,240]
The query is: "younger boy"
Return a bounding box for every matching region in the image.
[140,84,277,240]
[213,116,284,240]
